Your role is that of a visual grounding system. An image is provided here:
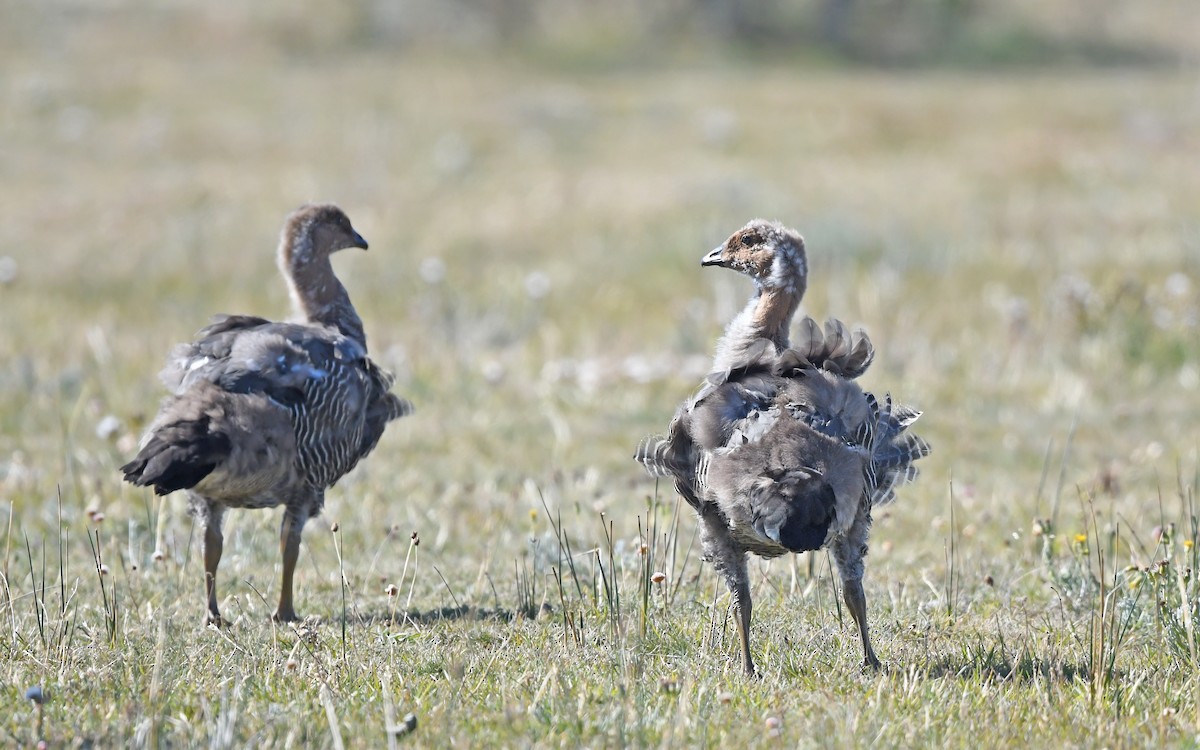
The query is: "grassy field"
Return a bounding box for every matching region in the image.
[3,3,1200,747]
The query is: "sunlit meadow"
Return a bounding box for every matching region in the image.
[2,2,1200,746]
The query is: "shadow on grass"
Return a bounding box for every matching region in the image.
[348,602,553,627]
[911,653,1092,684]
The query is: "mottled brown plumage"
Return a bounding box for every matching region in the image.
[122,205,412,626]
[636,219,928,675]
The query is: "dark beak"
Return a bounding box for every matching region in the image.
[351,231,369,251]
[700,245,724,267]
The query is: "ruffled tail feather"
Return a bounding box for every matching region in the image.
[865,392,931,507]
[779,317,875,379]
[634,435,683,478]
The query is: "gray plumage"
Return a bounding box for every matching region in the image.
[122,204,411,626]
[635,219,929,675]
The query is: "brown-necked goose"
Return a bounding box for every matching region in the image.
[636,219,928,675]
[122,204,412,625]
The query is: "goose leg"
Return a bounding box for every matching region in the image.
[843,577,880,670]
[202,503,227,627]
[153,494,168,561]
[731,567,756,677]
[274,507,308,623]
[832,508,881,670]
[701,515,757,676]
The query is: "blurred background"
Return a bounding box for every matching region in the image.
[4,4,1200,743]
[1,0,1198,590]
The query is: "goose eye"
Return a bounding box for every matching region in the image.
[740,234,758,247]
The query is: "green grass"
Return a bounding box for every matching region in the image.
[3,3,1200,747]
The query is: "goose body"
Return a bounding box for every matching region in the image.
[122,205,411,625]
[636,220,928,674]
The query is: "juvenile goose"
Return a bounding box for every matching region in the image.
[122,204,412,625]
[636,219,928,675]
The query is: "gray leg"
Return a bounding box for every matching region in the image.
[701,515,756,676]
[730,565,756,677]
[833,504,881,669]
[274,507,308,623]
[201,502,227,627]
[843,577,880,670]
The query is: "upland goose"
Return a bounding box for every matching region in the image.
[122,204,411,625]
[636,219,928,675]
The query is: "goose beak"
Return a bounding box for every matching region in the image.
[700,246,725,267]
[351,231,369,251]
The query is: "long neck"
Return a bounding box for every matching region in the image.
[284,256,367,348]
[712,284,800,372]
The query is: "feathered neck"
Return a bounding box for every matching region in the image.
[279,233,367,348]
[712,282,802,372]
